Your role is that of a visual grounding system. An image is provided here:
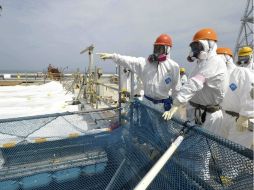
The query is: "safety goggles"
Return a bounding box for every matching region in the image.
[189,41,204,54]
[153,45,167,55]
[237,56,250,65]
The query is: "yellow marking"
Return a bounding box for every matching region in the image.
[3,142,16,148]
[121,88,127,93]
[52,159,60,163]
[220,176,233,186]
[68,133,79,138]
[35,138,47,143]
[104,128,111,132]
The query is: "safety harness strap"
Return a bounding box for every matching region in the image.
[225,110,239,118]
[144,95,172,111]
[144,95,165,104]
[190,101,221,124]
[189,101,221,113]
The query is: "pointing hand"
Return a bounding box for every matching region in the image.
[96,53,113,60]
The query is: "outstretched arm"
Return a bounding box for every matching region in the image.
[97,53,146,77]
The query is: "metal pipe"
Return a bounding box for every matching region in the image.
[130,71,134,99]
[95,66,99,109]
[118,65,121,126]
[96,82,119,91]
[105,159,126,190]
[134,136,184,190]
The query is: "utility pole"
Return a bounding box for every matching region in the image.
[234,0,254,60]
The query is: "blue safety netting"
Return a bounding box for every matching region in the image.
[0,100,253,190]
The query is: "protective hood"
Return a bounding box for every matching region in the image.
[237,54,254,69]
[198,40,217,60]
[187,40,217,62]
[217,54,236,74]
[218,54,234,65]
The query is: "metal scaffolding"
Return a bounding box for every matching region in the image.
[234,0,254,60]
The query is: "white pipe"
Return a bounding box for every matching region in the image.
[134,135,184,190]
[130,71,134,99]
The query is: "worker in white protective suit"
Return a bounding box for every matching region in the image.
[180,67,188,85]
[162,28,228,181]
[97,34,181,113]
[217,47,254,149]
[163,28,228,133]
[216,47,236,75]
[178,67,188,119]
[237,46,254,70]
[216,47,237,138]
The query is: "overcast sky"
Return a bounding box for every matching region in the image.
[0,0,245,73]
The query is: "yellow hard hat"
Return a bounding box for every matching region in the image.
[180,67,185,73]
[238,46,253,57]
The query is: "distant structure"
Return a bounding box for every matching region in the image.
[47,64,61,80]
[234,0,254,59]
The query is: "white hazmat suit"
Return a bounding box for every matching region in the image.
[97,34,181,112]
[237,46,254,70]
[218,54,236,75]
[180,74,188,85]
[238,55,254,70]
[246,55,254,70]
[247,56,254,70]
[162,28,230,182]
[166,40,228,134]
[112,51,181,112]
[221,67,254,149]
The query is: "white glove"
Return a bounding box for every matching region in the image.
[96,53,113,60]
[236,115,249,132]
[162,106,179,120]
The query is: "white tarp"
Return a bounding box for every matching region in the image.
[0,112,112,148]
[3,74,11,79]
[26,116,88,142]
[0,81,78,119]
[0,81,116,168]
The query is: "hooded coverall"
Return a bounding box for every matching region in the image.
[112,53,181,112]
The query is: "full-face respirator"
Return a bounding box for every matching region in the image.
[148,45,168,63]
[237,55,252,66]
[187,41,206,62]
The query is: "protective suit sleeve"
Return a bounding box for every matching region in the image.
[239,69,254,117]
[112,54,146,77]
[175,73,205,104]
[171,65,182,99]
[96,53,113,59]
[181,75,188,85]
[246,61,254,70]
